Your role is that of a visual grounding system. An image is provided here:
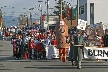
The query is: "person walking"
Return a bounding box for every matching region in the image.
[73,31,84,69]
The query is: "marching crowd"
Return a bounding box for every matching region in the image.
[1,24,108,69]
[10,26,57,60]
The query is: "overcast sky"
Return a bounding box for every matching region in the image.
[0,0,77,18]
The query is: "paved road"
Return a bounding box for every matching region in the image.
[0,41,108,72]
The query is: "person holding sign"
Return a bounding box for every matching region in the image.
[73,30,84,69]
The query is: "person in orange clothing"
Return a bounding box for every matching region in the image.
[59,48,67,62]
[29,38,35,59]
[35,41,42,59]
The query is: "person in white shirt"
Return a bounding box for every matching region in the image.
[24,35,31,43]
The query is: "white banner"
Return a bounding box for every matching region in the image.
[45,45,108,59]
[77,19,87,30]
[84,47,108,59]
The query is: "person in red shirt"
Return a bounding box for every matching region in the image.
[35,41,42,59]
[5,32,8,40]
[41,33,46,40]
[38,33,41,39]
[51,36,57,45]
[29,38,35,59]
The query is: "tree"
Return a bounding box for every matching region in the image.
[53,0,67,19]
[53,0,77,20]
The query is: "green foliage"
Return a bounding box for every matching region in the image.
[53,0,66,19]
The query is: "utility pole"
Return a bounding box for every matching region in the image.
[38,0,43,25]
[26,15,29,27]
[47,0,49,22]
[40,5,42,25]
[39,4,42,26]
[30,12,32,25]
[60,0,62,20]
[45,0,49,30]
[71,7,73,28]
[77,0,79,26]
[0,9,2,29]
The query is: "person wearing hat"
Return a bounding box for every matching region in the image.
[73,31,84,69]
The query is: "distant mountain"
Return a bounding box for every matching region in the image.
[3,16,36,27]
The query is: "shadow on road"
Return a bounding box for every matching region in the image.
[24,66,77,69]
[0,55,11,56]
[24,65,108,69]
[0,45,3,47]
[0,56,14,61]
[10,60,32,62]
[82,64,108,66]
[34,60,58,62]
[0,69,13,70]
[34,65,71,66]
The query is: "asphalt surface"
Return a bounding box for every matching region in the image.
[0,41,108,72]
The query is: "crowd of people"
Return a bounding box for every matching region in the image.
[1,24,108,69]
[9,26,57,60]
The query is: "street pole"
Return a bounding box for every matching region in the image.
[30,12,32,25]
[39,4,43,26]
[27,16,29,27]
[41,5,42,26]
[38,1,43,26]
[71,7,73,28]
[46,0,49,30]
[77,0,79,26]
[60,0,62,20]
[47,0,49,22]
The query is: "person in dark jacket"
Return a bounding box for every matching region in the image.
[24,42,28,59]
[104,30,108,47]
[40,42,46,59]
[16,40,21,59]
[68,33,75,66]
[73,31,84,69]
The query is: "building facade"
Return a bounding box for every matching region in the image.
[41,15,59,29]
[79,0,108,25]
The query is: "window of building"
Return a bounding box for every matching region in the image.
[90,17,94,24]
[90,3,94,24]
[90,3,94,14]
[80,6,84,15]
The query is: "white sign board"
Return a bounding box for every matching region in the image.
[84,47,108,59]
[60,21,64,25]
[77,19,87,30]
[45,45,69,59]
[46,45,59,59]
